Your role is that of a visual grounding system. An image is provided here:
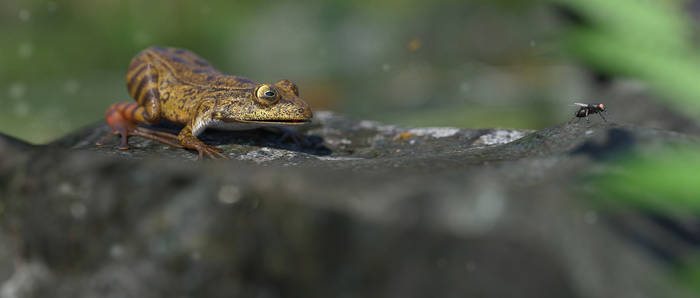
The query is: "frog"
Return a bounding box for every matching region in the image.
[96,46,313,159]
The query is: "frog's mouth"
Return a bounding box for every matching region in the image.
[234,119,311,125]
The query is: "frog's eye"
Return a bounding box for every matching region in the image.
[255,85,279,105]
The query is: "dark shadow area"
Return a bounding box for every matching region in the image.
[604,216,682,266]
[647,214,700,247]
[570,128,636,160]
[146,121,332,156]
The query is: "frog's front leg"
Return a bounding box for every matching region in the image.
[178,101,228,159]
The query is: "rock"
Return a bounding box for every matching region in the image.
[0,111,697,298]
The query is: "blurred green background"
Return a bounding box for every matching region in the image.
[1,0,593,143]
[3,0,700,144]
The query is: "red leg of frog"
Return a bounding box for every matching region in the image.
[96,102,182,150]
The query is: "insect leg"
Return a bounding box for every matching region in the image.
[599,111,607,122]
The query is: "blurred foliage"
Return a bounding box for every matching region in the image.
[557,0,700,116]
[556,0,700,216]
[557,0,700,293]
[678,257,700,294]
[594,147,700,215]
[592,145,700,293]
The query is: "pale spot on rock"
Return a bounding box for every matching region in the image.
[475,130,527,146]
[407,127,460,138]
[217,184,241,204]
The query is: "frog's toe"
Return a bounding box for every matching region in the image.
[196,145,228,160]
[178,134,227,160]
[96,127,131,150]
[95,130,118,146]
[185,140,227,160]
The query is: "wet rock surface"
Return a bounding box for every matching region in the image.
[0,111,698,298]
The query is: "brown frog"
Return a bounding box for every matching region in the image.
[96,46,313,159]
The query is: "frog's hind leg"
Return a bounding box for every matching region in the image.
[96,102,181,150]
[131,127,182,148]
[98,60,177,150]
[126,61,162,124]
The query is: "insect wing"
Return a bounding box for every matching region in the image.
[573,102,588,107]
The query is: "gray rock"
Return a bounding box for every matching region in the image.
[0,111,697,298]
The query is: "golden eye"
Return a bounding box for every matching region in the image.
[255,85,279,105]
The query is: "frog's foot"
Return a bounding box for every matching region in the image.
[178,134,227,160]
[265,127,311,147]
[96,102,182,150]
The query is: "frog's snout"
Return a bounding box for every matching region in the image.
[299,106,313,120]
[284,97,313,120]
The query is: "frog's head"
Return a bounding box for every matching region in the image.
[218,80,313,125]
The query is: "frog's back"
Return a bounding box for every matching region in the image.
[127,46,257,92]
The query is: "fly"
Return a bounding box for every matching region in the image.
[573,103,606,122]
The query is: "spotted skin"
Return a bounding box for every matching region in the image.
[97,46,313,159]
